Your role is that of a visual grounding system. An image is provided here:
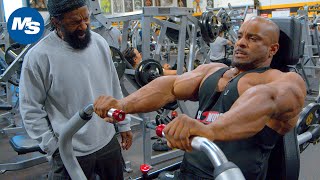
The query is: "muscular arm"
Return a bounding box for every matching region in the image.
[205,72,306,141]
[120,64,224,114]
[163,69,178,76]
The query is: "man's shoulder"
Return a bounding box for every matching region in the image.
[23,32,59,66]
[273,71,304,84]
[265,69,300,81]
[90,30,109,45]
[198,63,228,78]
[91,30,105,40]
[27,32,55,55]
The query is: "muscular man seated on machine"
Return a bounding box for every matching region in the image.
[94,17,307,179]
[122,47,180,75]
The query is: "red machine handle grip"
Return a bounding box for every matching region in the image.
[156,124,166,137]
[107,108,126,122]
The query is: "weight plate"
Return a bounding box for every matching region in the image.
[296,102,320,135]
[110,46,126,79]
[199,11,211,45]
[135,59,163,87]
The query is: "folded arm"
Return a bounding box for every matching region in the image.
[164,72,306,151]
[205,72,306,141]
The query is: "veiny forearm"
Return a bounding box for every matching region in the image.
[121,76,177,114]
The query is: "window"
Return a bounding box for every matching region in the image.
[3,0,23,21]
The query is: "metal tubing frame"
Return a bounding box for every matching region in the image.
[0,44,32,82]
[87,3,199,165]
[137,112,184,166]
[0,22,10,52]
[297,131,313,145]
[59,104,320,179]
[312,15,320,58]
[300,13,317,67]
[0,156,47,172]
[0,0,5,23]
[191,137,245,179]
[59,106,93,180]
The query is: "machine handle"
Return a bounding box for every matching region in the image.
[107,108,126,122]
[59,104,125,180]
[153,124,246,180]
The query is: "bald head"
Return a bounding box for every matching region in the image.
[232,16,280,71]
[244,16,280,44]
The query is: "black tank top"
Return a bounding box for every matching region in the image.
[182,67,281,180]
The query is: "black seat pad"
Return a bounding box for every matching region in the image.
[0,104,13,110]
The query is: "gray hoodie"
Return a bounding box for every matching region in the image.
[19,31,130,158]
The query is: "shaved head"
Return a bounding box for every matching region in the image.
[232,16,280,71]
[244,16,280,44]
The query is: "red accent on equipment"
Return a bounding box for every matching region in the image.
[171,111,178,118]
[112,109,125,121]
[140,164,151,174]
[156,124,166,137]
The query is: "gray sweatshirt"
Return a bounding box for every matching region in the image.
[209,36,228,60]
[19,31,130,157]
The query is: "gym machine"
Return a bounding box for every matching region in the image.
[58,104,246,180]
[89,1,200,165]
[0,0,10,59]
[0,43,31,135]
[295,10,320,95]
[0,15,52,173]
[196,4,249,65]
[57,99,320,180]
[0,22,10,61]
[0,44,48,175]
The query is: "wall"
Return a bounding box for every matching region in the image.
[213,0,254,8]
[3,0,23,21]
[259,0,319,17]
[259,0,319,9]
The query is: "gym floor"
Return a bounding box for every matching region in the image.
[0,62,320,180]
